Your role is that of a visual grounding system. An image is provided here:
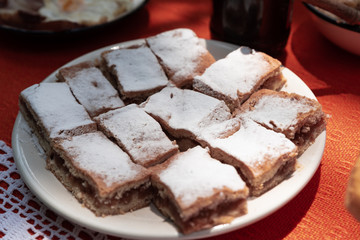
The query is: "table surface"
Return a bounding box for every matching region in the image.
[1,0,360,239]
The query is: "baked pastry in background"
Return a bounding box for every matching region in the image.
[0,0,132,31]
[345,154,360,221]
[39,0,131,26]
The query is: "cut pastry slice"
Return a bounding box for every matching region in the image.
[57,61,125,117]
[94,104,179,167]
[238,89,328,155]
[19,82,97,154]
[146,28,215,88]
[151,146,248,234]
[101,45,169,103]
[193,46,286,111]
[48,131,152,216]
[198,117,298,196]
[141,86,232,140]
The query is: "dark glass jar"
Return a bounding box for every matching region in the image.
[210,0,294,57]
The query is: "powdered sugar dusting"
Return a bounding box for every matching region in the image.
[195,47,276,99]
[199,119,296,177]
[146,28,208,81]
[104,46,168,93]
[95,104,177,166]
[21,83,94,139]
[59,132,145,188]
[64,67,124,116]
[243,94,317,131]
[142,86,231,135]
[158,146,246,208]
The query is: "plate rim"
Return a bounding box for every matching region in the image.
[11,38,326,239]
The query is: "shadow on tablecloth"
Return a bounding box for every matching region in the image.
[209,165,321,240]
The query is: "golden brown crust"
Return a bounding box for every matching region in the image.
[57,61,96,80]
[261,68,287,91]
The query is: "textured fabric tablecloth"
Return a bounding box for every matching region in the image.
[1,0,360,239]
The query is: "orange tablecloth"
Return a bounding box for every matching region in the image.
[1,0,360,239]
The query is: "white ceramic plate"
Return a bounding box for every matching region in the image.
[12,39,326,239]
[304,3,360,56]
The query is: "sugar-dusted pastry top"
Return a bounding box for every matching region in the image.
[194,47,281,100]
[94,104,178,167]
[141,86,231,136]
[199,118,297,178]
[156,146,247,209]
[58,62,124,117]
[56,131,149,196]
[20,82,95,139]
[239,89,323,137]
[102,46,168,96]
[146,28,215,87]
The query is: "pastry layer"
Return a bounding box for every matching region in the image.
[48,131,152,216]
[19,82,97,154]
[151,146,248,234]
[152,185,247,234]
